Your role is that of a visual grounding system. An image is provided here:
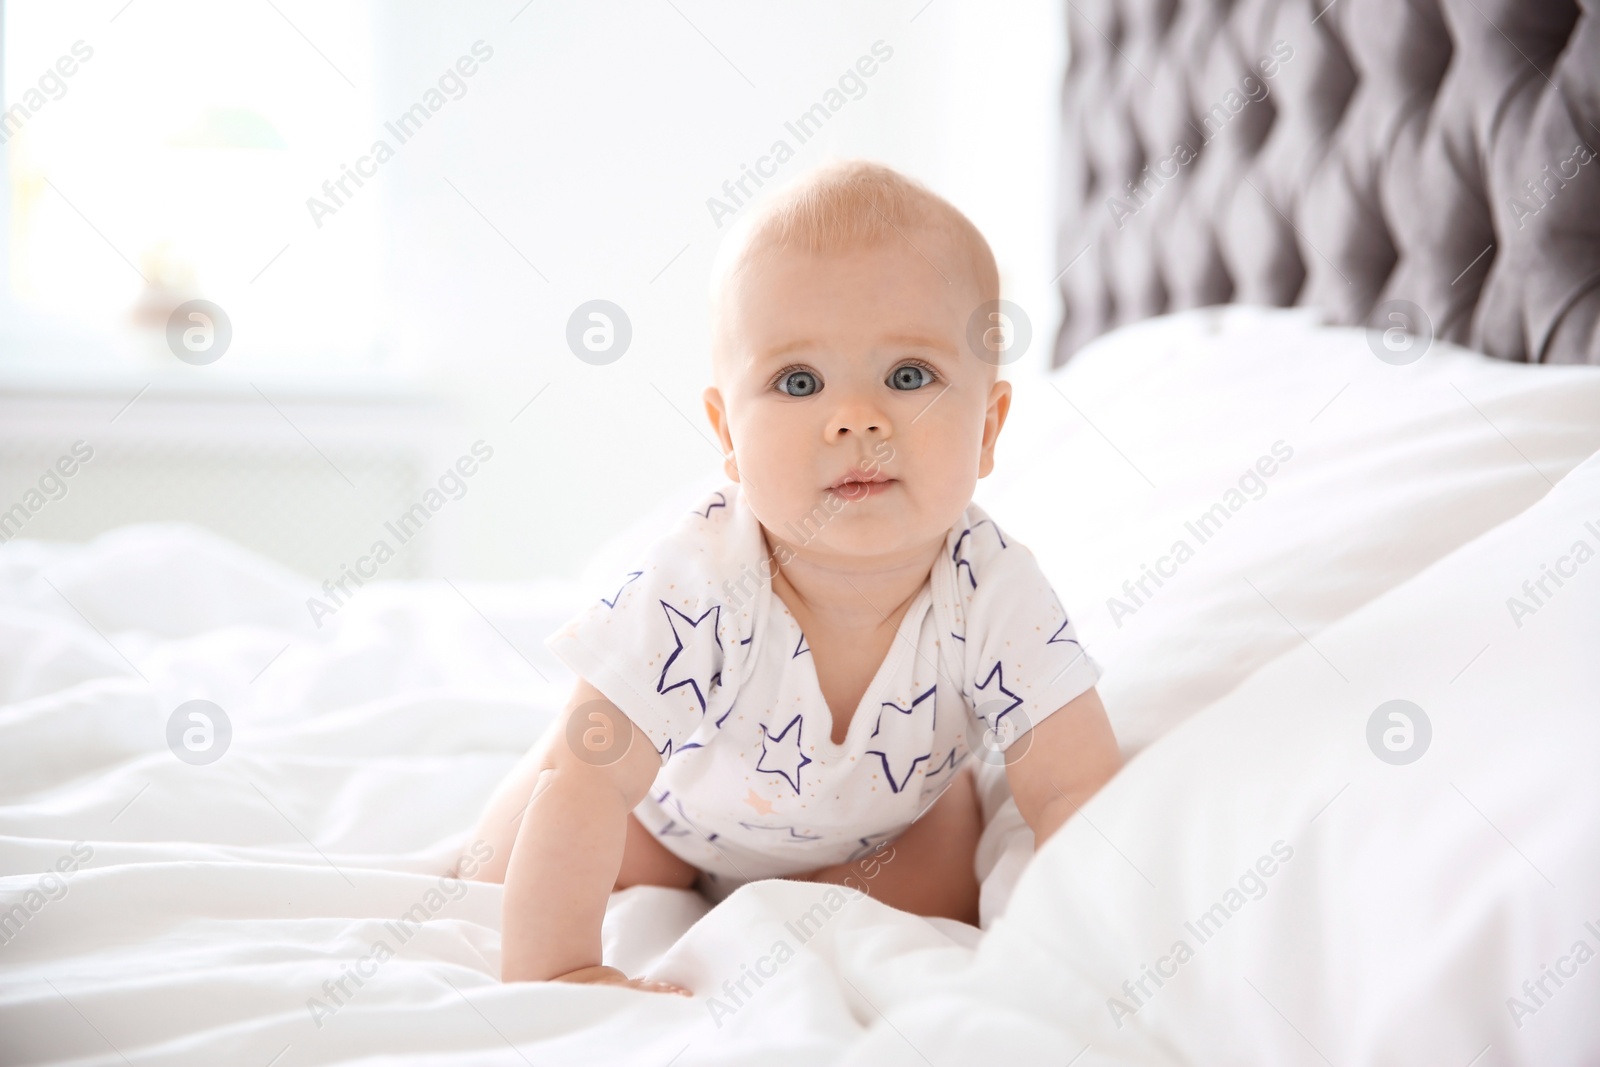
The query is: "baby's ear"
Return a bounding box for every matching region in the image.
[977,379,1013,477]
[702,386,728,442]
[702,387,740,481]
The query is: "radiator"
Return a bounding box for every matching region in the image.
[0,376,460,582]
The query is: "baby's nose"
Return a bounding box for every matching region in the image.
[826,397,888,437]
[834,420,881,436]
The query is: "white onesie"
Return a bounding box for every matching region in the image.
[543,481,1101,903]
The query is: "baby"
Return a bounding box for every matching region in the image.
[461,159,1122,996]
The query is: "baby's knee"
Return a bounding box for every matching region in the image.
[528,767,558,807]
[451,836,503,883]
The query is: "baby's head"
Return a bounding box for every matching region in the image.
[702,159,1012,566]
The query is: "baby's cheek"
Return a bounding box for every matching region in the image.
[728,434,786,488]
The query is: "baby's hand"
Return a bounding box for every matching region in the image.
[553,964,692,997]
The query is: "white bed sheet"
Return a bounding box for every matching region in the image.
[3,307,1597,1066]
[0,524,994,1067]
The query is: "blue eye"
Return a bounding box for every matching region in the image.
[776,368,820,396]
[889,361,936,390]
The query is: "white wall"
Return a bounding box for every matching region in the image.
[372,0,1067,580]
[1,0,1068,582]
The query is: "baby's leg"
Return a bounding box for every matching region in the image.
[794,761,983,926]
[614,805,701,891]
[457,738,549,883]
[457,734,699,892]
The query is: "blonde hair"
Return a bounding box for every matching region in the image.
[709,159,1001,378]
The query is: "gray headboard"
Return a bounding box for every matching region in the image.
[1051,0,1600,366]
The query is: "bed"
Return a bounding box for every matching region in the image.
[4,1,1600,1065]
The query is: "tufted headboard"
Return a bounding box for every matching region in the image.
[1050,0,1600,366]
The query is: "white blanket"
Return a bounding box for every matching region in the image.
[3,308,1598,1066]
[0,523,1002,1066]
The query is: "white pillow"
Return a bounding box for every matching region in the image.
[980,306,1600,754]
[844,422,1600,1066]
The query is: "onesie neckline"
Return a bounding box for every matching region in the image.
[764,579,936,754]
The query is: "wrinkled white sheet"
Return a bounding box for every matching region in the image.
[0,521,1016,1066]
[3,308,1597,1066]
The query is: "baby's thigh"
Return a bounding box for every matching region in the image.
[459,739,553,883]
[615,809,701,892]
[850,763,984,924]
[891,762,983,868]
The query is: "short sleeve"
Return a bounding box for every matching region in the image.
[955,511,1102,752]
[543,489,754,763]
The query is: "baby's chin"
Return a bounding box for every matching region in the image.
[763,506,947,562]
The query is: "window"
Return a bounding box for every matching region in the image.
[1,0,389,375]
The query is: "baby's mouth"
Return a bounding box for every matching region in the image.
[829,471,896,500]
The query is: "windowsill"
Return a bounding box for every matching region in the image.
[0,303,407,405]
[0,360,432,406]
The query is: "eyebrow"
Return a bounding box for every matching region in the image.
[756,334,960,363]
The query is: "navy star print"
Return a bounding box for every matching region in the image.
[951,518,1008,590]
[657,600,722,714]
[738,821,823,841]
[865,684,938,793]
[756,712,813,794]
[924,745,961,778]
[1048,617,1081,646]
[602,571,643,608]
[845,830,900,861]
[668,796,718,842]
[973,659,1023,732]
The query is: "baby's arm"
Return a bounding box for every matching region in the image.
[1004,686,1123,848]
[500,675,685,993]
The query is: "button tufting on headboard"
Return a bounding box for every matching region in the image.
[1052,0,1600,365]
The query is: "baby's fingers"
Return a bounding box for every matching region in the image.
[551,964,691,996]
[633,977,693,997]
